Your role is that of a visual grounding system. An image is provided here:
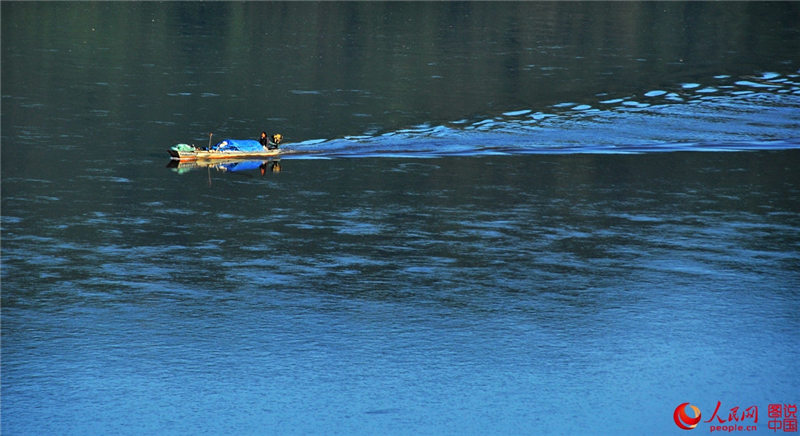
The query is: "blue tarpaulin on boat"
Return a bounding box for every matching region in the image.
[212,139,264,152]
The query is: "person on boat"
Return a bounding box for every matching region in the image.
[260,131,279,150]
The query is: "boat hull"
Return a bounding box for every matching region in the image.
[168,148,282,162]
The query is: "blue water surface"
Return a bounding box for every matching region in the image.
[3,2,800,434]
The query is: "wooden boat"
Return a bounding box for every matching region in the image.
[168,137,284,162]
[168,146,282,162]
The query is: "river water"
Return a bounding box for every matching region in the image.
[2,2,799,435]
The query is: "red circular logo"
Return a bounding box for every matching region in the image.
[674,402,702,430]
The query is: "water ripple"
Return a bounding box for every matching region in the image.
[276,70,800,159]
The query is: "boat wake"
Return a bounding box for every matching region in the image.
[283,70,800,158]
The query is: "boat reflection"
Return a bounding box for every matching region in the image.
[167,158,281,175]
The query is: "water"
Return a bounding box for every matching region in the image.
[2,2,800,434]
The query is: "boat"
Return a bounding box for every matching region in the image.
[168,136,284,162]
